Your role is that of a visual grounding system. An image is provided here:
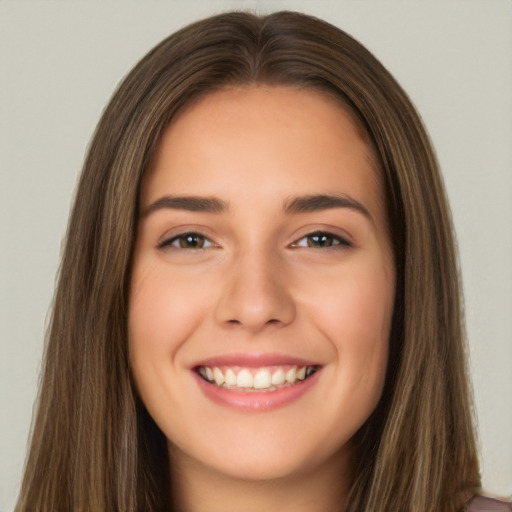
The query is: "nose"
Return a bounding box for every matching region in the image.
[214,248,296,333]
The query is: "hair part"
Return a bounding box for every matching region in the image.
[16,11,480,512]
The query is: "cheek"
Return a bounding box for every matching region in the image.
[311,256,393,329]
[128,262,210,370]
[306,258,394,387]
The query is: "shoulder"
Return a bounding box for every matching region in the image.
[465,495,512,511]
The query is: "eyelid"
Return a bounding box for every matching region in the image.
[157,230,216,250]
[290,230,353,249]
[155,226,353,251]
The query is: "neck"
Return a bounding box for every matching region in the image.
[169,444,353,512]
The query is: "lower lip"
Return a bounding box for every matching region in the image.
[193,370,321,412]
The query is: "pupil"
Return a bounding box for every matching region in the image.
[182,234,202,248]
[308,233,331,247]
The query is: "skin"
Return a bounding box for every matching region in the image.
[129,86,395,512]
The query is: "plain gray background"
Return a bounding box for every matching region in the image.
[1,1,511,510]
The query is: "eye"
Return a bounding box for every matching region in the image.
[158,232,214,250]
[292,231,351,249]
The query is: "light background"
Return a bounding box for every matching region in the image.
[1,1,511,510]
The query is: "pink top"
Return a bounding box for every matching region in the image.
[466,496,512,511]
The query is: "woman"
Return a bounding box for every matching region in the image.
[14,10,507,512]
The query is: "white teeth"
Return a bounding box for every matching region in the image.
[225,368,237,386]
[285,367,296,384]
[236,369,254,388]
[296,366,306,381]
[198,365,317,390]
[213,367,224,386]
[253,369,272,389]
[271,368,285,386]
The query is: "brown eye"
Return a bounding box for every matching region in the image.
[179,233,205,249]
[158,232,213,250]
[293,231,352,249]
[307,233,335,248]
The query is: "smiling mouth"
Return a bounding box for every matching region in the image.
[196,365,319,392]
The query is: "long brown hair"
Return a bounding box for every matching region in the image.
[16,11,480,512]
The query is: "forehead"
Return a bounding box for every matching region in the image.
[142,85,384,212]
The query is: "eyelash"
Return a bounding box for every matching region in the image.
[292,231,352,249]
[157,230,352,251]
[158,232,215,250]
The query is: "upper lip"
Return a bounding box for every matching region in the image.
[192,352,321,368]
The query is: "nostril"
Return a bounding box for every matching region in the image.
[225,318,280,327]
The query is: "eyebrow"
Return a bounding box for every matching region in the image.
[284,194,371,219]
[142,195,228,216]
[142,193,371,220]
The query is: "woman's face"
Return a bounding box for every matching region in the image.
[129,86,395,482]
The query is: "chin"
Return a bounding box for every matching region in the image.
[167,420,352,484]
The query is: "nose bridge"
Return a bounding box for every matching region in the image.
[215,243,295,331]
